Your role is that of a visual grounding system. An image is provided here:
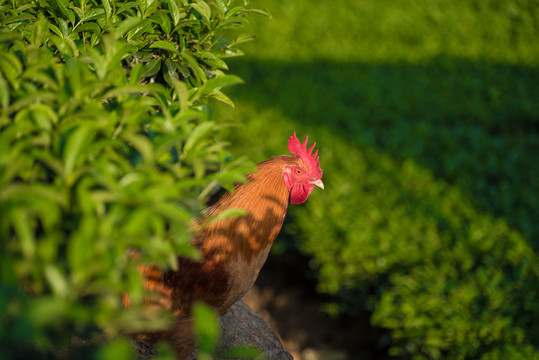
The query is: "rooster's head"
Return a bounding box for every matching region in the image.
[283,132,324,204]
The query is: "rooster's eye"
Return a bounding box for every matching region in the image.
[296,169,302,174]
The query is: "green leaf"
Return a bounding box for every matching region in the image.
[123,133,154,164]
[151,13,171,36]
[117,1,142,16]
[163,59,180,87]
[207,208,247,225]
[192,302,220,355]
[48,23,63,37]
[0,31,20,43]
[72,6,84,20]
[190,1,211,27]
[102,84,151,98]
[213,0,228,15]
[79,7,105,23]
[114,17,143,39]
[218,346,263,359]
[153,202,193,223]
[10,208,36,259]
[67,58,84,96]
[63,124,95,184]
[102,0,112,21]
[54,0,76,24]
[68,216,95,285]
[183,121,214,155]
[194,51,228,70]
[150,40,180,55]
[9,92,56,115]
[232,33,256,46]
[167,0,181,26]
[209,90,235,107]
[141,58,162,78]
[199,75,244,96]
[5,14,35,25]
[129,63,143,84]
[0,52,23,88]
[31,19,50,45]
[0,75,9,110]
[96,338,135,360]
[173,79,189,112]
[75,22,101,33]
[28,297,68,327]
[0,184,67,208]
[44,264,69,298]
[181,52,207,84]
[241,7,272,18]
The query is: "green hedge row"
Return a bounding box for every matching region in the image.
[0,0,267,358]
[219,0,539,358]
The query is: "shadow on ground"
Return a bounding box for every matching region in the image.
[228,55,539,245]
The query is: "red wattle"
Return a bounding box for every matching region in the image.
[290,183,314,204]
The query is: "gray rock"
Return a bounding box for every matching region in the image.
[215,300,293,360]
[136,300,293,360]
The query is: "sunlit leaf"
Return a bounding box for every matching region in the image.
[153,202,193,223]
[102,84,150,98]
[199,75,244,96]
[115,17,144,39]
[218,346,263,359]
[183,121,214,155]
[28,297,67,327]
[150,40,181,55]
[44,264,69,298]
[10,208,36,259]
[167,0,181,26]
[54,0,76,24]
[181,52,207,84]
[31,19,50,45]
[190,1,211,27]
[123,133,154,164]
[79,8,106,23]
[96,337,134,360]
[213,0,227,15]
[192,302,220,355]
[208,90,235,107]
[63,124,95,183]
[0,75,9,110]
[173,79,189,112]
[102,0,112,21]
[141,58,162,78]
[207,208,247,225]
[241,7,272,18]
[232,33,256,46]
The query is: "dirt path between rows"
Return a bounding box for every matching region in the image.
[243,254,396,360]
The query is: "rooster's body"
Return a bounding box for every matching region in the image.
[130,133,324,358]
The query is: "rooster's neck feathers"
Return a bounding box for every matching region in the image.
[200,155,296,264]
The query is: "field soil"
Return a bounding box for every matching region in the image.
[243,253,396,360]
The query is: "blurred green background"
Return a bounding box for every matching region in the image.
[217,0,539,359]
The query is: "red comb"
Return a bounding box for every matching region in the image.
[287,132,322,177]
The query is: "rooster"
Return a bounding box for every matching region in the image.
[126,132,324,359]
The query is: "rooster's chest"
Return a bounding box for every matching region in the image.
[217,243,273,311]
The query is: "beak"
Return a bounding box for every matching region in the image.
[310,179,324,190]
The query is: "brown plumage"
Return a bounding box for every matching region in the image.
[127,133,324,359]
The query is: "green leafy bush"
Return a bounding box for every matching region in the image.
[0,0,268,357]
[217,0,539,358]
[300,147,539,359]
